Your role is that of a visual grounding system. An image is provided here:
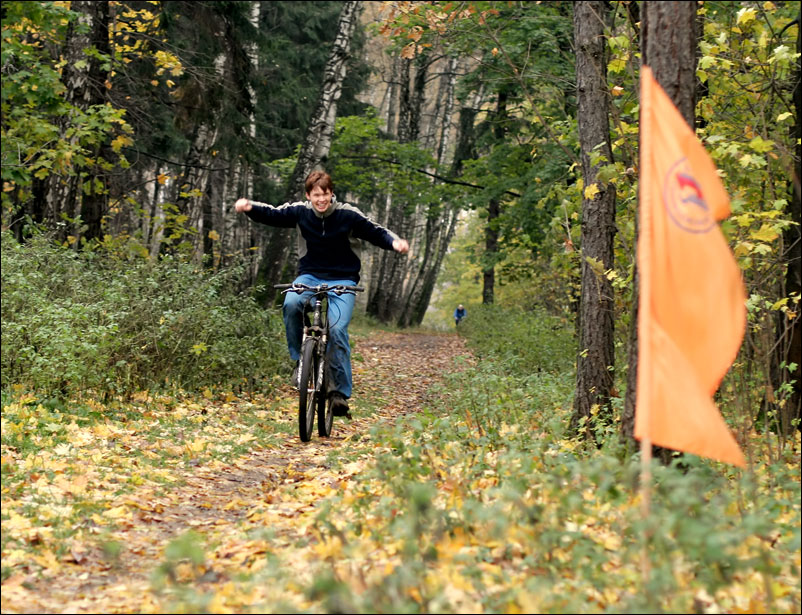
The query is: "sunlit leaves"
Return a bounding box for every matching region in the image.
[735,7,758,26]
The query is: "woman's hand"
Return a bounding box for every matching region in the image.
[393,238,409,254]
[234,198,252,213]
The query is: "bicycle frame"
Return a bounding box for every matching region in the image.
[302,292,328,398]
[275,282,363,441]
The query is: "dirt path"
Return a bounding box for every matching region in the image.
[1,331,470,614]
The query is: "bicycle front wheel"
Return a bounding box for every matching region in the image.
[298,338,317,442]
[317,357,333,437]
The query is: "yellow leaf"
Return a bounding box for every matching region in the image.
[3,549,30,568]
[748,136,774,153]
[103,505,130,519]
[584,183,600,199]
[93,423,112,437]
[32,549,61,572]
[222,498,247,511]
[186,438,206,454]
[111,134,132,153]
[750,224,780,242]
[5,512,32,532]
[313,536,343,559]
[53,443,72,456]
[736,8,757,25]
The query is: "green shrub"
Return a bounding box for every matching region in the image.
[458,303,576,376]
[1,232,284,397]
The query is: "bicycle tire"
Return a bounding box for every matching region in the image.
[298,338,317,442]
[317,358,333,437]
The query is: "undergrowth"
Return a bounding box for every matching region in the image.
[1,231,285,398]
[300,305,800,614]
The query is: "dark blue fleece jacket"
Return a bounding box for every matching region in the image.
[245,197,399,283]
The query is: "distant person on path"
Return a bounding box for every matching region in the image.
[454,304,466,327]
[233,170,409,419]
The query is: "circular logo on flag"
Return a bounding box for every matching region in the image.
[664,157,714,233]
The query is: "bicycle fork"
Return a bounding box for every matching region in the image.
[300,296,327,394]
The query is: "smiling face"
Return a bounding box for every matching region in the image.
[306,186,333,213]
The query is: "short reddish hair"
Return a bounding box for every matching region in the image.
[305,170,333,194]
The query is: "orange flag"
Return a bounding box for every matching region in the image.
[635,66,746,467]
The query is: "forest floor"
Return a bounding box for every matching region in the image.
[1,331,472,614]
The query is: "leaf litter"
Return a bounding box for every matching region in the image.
[1,332,473,613]
[2,331,799,614]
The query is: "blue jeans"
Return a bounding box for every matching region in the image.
[283,274,357,398]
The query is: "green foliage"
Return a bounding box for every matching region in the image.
[428,208,580,331]
[1,1,132,216]
[329,111,442,207]
[0,232,284,398]
[458,304,576,376]
[305,324,799,613]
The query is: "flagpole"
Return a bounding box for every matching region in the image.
[638,66,653,590]
[640,435,652,587]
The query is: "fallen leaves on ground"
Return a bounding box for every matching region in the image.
[2,331,799,614]
[1,332,473,613]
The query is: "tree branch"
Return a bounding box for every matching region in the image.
[122,147,231,172]
[339,154,522,198]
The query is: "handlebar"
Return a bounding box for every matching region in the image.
[274,282,364,295]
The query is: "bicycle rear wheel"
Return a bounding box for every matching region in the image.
[298,338,317,442]
[317,359,333,437]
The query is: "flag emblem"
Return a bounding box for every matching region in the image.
[664,158,715,233]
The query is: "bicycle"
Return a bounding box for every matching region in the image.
[274,282,364,442]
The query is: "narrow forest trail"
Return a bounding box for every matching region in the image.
[1,331,471,614]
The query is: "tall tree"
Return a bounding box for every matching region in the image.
[482,90,508,305]
[570,0,616,438]
[29,1,114,244]
[397,56,462,327]
[769,12,801,435]
[621,1,698,453]
[366,51,431,323]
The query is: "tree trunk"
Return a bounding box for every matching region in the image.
[259,0,361,299]
[434,57,460,169]
[386,55,402,135]
[621,1,697,457]
[482,90,508,305]
[33,0,110,243]
[570,1,616,439]
[179,122,218,262]
[74,1,112,243]
[767,18,801,435]
[367,50,430,323]
[397,58,461,327]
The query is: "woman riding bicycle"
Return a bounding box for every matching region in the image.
[234,171,409,419]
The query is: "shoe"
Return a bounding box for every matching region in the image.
[291,361,299,389]
[329,392,352,420]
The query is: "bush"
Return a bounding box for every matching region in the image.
[1,232,284,397]
[458,303,575,376]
